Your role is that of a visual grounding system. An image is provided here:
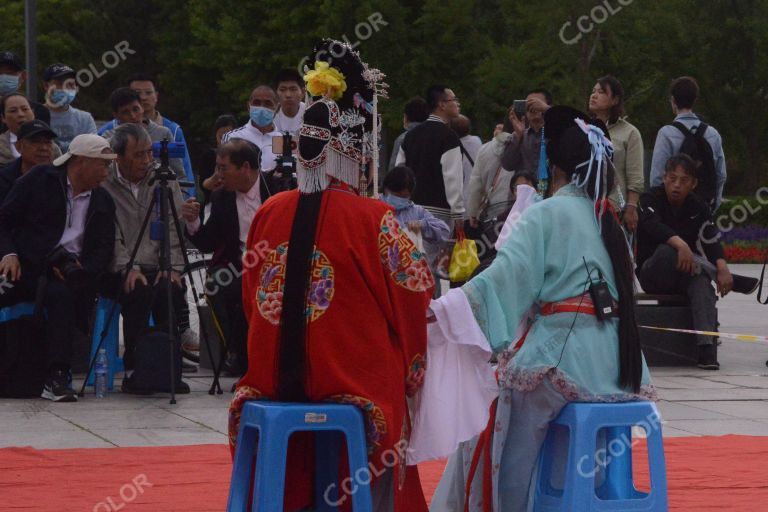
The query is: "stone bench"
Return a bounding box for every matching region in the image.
[635,293,697,366]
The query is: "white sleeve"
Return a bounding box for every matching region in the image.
[407,288,497,464]
[440,146,465,217]
[395,146,406,166]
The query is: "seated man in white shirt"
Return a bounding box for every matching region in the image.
[221,85,281,173]
[181,139,271,376]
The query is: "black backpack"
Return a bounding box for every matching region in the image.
[672,121,717,207]
[122,327,184,394]
[0,317,47,398]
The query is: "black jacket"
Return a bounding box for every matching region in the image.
[637,186,724,273]
[186,178,271,271]
[0,164,116,277]
[0,158,22,203]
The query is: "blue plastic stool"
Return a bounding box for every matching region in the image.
[0,302,35,323]
[228,401,374,512]
[87,297,124,391]
[534,401,668,511]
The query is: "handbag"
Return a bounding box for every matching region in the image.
[448,232,480,283]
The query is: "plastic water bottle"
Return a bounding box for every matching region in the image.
[95,349,108,398]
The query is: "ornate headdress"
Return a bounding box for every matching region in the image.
[297,39,388,195]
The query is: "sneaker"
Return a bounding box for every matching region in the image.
[732,274,759,295]
[41,369,78,402]
[180,328,200,352]
[181,359,198,374]
[697,343,720,370]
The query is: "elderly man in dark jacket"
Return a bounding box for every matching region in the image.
[0,134,116,401]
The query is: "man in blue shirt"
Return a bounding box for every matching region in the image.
[98,74,195,196]
[650,76,726,210]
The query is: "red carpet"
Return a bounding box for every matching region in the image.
[2,436,768,511]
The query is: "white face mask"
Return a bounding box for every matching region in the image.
[0,74,20,95]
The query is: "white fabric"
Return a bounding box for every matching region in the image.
[408,287,497,464]
[221,122,280,171]
[58,178,92,256]
[236,177,262,244]
[460,134,482,210]
[494,184,538,251]
[273,102,305,137]
[9,132,19,158]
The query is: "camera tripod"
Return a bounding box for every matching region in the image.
[79,140,224,404]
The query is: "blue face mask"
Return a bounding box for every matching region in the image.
[0,74,20,96]
[249,106,274,127]
[49,88,77,107]
[383,193,412,210]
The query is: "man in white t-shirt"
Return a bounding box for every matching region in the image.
[221,85,280,172]
[272,68,306,137]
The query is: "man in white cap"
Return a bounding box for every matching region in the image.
[0,134,117,401]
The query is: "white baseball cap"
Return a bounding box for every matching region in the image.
[53,134,118,166]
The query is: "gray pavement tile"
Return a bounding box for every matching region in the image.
[0,411,83,433]
[170,408,228,434]
[664,418,768,436]
[679,401,768,419]
[657,388,768,401]
[51,408,202,430]
[699,375,768,388]
[0,429,114,449]
[655,400,733,421]
[650,376,738,389]
[92,427,227,447]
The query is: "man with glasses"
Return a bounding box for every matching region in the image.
[395,85,465,292]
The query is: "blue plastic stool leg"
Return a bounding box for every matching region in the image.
[252,422,290,512]
[601,426,634,499]
[343,415,374,512]
[227,423,258,512]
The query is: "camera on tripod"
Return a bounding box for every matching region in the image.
[271,132,297,192]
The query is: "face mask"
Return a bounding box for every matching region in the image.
[0,74,20,96]
[49,89,77,107]
[383,194,412,210]
[249,106,274,127]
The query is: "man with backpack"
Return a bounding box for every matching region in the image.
[650,76,726,210]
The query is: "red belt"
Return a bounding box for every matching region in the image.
[512,293,601,352]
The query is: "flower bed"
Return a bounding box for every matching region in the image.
[720,225,768,263]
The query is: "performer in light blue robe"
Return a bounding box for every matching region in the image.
[429,107,656,512]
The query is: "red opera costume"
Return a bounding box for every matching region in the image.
[228,38,433,511]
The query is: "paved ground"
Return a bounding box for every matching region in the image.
[1,264,767,450]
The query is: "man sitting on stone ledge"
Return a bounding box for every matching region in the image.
[637,153,758,370]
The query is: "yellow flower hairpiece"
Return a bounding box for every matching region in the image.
[304,61,347,101]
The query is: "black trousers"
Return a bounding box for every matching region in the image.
[638,244,718,347]
[205,271,248,375]
[102,272,185,370]
[0,271,96,372]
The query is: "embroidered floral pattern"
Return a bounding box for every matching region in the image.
[327,394,387,455]
[378,211,434,292]
[305,249,335,322]
[496,360,658,403]
[405,354,426,397]
[256,243,335,325]
[228,385,264,452]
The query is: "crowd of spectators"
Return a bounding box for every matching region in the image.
[0,46,753,401]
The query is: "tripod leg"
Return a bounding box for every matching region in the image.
[80,194,158,397]
[167,189,223,394]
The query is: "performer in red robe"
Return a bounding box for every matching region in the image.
[229,39,434,511]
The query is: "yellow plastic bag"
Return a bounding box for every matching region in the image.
[448,236,480,282]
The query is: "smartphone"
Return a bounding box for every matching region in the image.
[513,99,527,119]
